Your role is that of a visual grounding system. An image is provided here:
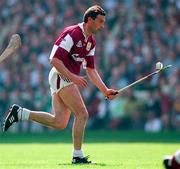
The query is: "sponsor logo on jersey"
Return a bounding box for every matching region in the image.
[71,54,84,62]
[76,40,82,47]
[86,42,91,51]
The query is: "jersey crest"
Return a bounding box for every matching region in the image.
[86,42,91,51]
[76,40,82,47]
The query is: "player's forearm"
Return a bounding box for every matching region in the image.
[86,68,108,95]
[50,58,75,80]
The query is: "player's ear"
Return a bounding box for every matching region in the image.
[87,17,94,23]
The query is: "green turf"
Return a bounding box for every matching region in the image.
[0,131,179,169]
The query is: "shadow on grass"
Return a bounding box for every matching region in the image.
[0,130,180,144]
[58,163,107,166]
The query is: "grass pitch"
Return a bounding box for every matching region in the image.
[0,131,179,169]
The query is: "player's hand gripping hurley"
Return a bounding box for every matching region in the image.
[106,64,172,99]
[0,34,21,63]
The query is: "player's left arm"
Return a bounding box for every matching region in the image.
[86,67,118,99]
[85,40,118,99]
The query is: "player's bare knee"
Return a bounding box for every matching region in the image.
[83,113,89,121]
[75,110,89,122]
[54,117,67,130]
[57,123,67,130]
[54,121,67,130]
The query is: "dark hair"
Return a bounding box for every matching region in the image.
[83,5,106,23]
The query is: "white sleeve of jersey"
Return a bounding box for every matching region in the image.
[49,45,58,60]
[59,34,74,52]
[87,47,95,56]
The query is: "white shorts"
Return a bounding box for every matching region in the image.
[48,67,73,95]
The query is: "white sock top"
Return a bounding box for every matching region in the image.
[73,149,84,158]
[18,108,30,120]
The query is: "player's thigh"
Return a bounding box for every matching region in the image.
[52,93,71,121]
[58,84,88,116]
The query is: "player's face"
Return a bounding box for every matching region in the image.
[89,15,105,34]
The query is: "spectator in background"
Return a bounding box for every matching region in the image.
[158,77,173,131]
[172,96,180,130]
[171,84,180,130]
[144,110,162,132]
[108,91,127,130]
[123,89,145,130]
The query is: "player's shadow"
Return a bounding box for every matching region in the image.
[58,163,106,166]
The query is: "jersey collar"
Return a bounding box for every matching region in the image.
[78,22,89,39]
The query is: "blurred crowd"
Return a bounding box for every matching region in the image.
[0,0,180,132]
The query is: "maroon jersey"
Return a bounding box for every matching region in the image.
[49,22,96,75]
